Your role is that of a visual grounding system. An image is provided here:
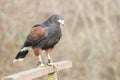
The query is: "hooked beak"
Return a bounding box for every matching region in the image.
[58,19,64,26]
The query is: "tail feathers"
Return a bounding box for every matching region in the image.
[13,47,29,63]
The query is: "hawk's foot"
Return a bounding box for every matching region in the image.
[47,62,57,70]
[47,62,55,66]
[47,59,53,66]
[37,61,45,67]
[47,59,57,70]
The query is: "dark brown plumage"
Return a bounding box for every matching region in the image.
[14,14,64,66]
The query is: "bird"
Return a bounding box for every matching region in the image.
[13,14,64,66]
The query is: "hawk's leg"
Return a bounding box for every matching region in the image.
[45,48,57,69]
[34,48,45,67]
[37,54,45,66]
[47,53,57,70]
[47,53,53,66]
[45,48,53,65]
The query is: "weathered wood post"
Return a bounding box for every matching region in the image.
[2,61,72,80]
[48,72,57,80]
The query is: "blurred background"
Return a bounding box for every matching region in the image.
[0,0,120,80]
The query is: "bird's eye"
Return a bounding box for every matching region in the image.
[55,17,58,19]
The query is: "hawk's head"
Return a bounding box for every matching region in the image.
[49,14,64,26]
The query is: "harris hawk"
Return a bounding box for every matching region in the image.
[14,14,64,66]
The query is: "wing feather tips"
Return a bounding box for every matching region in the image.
[13,58,24,63]
[13,49,29,63]
[15,50,29,59]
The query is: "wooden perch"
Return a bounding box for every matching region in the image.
[2,61,72,80]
